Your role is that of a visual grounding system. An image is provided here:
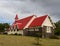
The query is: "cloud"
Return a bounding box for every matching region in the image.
[0,0,60,24]
[30,0,60,21]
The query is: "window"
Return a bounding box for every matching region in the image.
[35,28,39,31]
[29,28,34,31]
[15,25,19,31]
[17,29,19,31]
[16,25,18,29]
[14,29,15,31]
[46,26,51,33]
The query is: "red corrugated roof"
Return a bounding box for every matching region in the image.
[29,15,47,28]
[17,23,22,30]
[13,15,48,30]
[13,15,34,29]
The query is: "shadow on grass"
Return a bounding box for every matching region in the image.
[32,43,42,46]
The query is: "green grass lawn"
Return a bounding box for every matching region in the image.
[0,35,60,46]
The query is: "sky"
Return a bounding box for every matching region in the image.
[0,0,60,25]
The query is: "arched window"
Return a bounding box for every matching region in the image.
[46,26,51,33]
[16,25,19,31]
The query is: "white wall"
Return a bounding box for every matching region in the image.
[42,16,53,27]
[17,30,23,35]
[7,30,23,35]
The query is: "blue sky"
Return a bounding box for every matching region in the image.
[0,0,60,25]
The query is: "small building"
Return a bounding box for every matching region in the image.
[8,14,56,38]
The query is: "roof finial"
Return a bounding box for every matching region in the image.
[15,14,18,19]
[15,14,19,21]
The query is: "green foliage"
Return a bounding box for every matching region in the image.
[55,20,60,35]
[0,23,10,32]
[50,35,59,39]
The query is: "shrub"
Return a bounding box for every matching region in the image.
[50,35,59,39]
[14,33,22,36]
[14,33,18,35]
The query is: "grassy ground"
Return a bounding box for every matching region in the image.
[0,35,60,46]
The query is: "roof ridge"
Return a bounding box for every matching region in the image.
[18,15,35,21]
[37,15,48,18]
[29,15,48,27]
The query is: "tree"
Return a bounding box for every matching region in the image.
[55,20,60,35]
[0,23,4,32]
[0,23,10,32]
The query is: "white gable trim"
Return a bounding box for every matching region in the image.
[42,16,53,27]
[23,16,36,29]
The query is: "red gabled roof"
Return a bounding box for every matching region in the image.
[13,22,22,29]
[29,15,48,28]
[13,15,34,29]
[16,23,22,30]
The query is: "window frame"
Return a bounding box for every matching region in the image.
[46,26,51,33]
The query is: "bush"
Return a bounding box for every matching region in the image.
[18,34,22,36]
[50,35,59,39]
[55,20,60,36]
[3,32,7,34]
[14,33,18,35]
[14,33,22,36]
